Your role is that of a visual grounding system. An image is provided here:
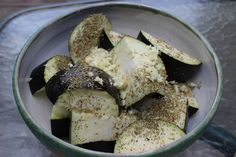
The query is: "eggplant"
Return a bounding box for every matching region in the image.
[69,90,118,145]
[86,36,167,107]
[77,141,115,153]
[141,96,188,130]
[113,110,139,138]
[45,64,121,105]
[67,91,137,146]
[29,55,72,94]
[77,111,136,153]
[187,97,199,116]
[70,110,117,145]
[114,120,185,154]
[55,89,119,116]
[137,31,202,82]
[98,29,124,51]
[173,83,199,117]
[69,14,112,64]
[50,105,70,137]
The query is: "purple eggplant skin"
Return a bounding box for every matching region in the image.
[160,53,201,82]
[77,141,115,153]
[137,31,201,82]
[29,55,72,94]
[137,31,153,47]
[45,64,121,106]
[51,118,70,138]
[29,60,48,94]
[98,29,114,51]
[188,106,199,117]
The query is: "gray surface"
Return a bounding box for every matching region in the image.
[0,0,235,157]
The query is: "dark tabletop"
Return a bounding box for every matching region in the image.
[0,0,235,157]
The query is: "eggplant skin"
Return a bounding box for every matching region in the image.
[51,118,70,138]
[188,106,198,117]
[137,31,201,82]
[29,60,48,94]
[98,29,114,51]
[137,31,152,46]
[45,64,121,105]
[45,69,70,104]
[160,53,201,82]
[69,14,112,64]
[77,141,115,153]
[29,55,72,94]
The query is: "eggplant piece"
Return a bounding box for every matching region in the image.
[70,111,117,145]
[29,55,72,94]
[67,91,137,145]
[187,97,199,116]
[137,31,201,82]
[114,120,185,154]
[141,96,188,130]
[69,90,118,145]
[86,36,167,107]
[98,29,124,51]
[169,82,199,117]
[70,107,138,146]
[45,64,121,105]
[55,89,119,116]
[69,14,112,64]
[113,110,139,138]
[77,141,115,153]
[50,105,70,138]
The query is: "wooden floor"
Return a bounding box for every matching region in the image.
[0,0,75,20]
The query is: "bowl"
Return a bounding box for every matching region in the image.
[13,2,223,157]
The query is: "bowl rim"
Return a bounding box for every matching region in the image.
[12,2,223,157]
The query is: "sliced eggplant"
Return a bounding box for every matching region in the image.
[70,111,117,145]
[113,110,139,139]
[187,97,199,116]
[114,120,185,154]
[45,64,121,105]
[86,36,167,107]
[55,89,119,117]
[69,14,112,64]
[50,105,70,138]
[69,89,118,145]
[137,30,201,82]
[29,55,72,94]
[98,29,124,50]
[170,82,199,116]
[71,111,138,146]
[142,96,188,130]
[77,141,115,153]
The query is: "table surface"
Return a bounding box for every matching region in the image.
[0,0,235,157]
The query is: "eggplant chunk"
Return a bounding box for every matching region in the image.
[141,96,188,130]
[70,111,117,145]
[77,141,115,153]
[68,92,137,145]
[137,30,201,82]
[187,97,199,116]
[29,55,72,94]
[55,89,119,117]
[71,111,138,146]
[69,14,112,64]
[113,111,139,137]
[45,64,121,105]
[69,90,118,145]
[50,105,70,138]
[86,36,167,107]
[114,120,185,154]
[167,82,200,117]
[98,29,124,50]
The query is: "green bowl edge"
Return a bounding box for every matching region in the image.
[12,2,223,157]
